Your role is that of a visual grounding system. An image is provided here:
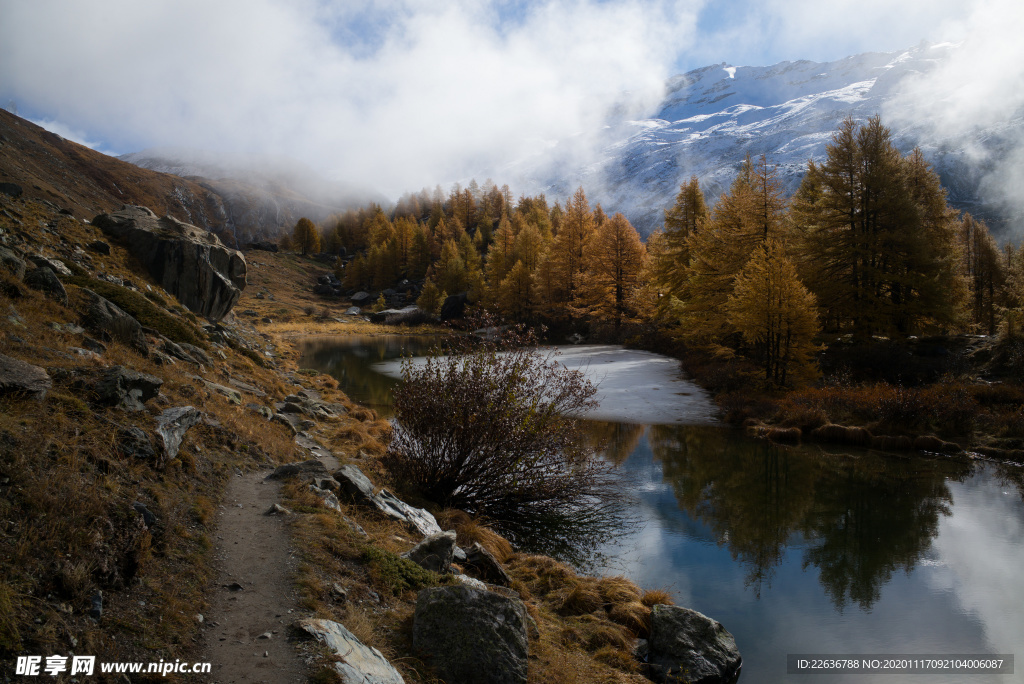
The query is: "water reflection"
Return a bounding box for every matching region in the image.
[300,338,1024,683]
[646,425,973,609]
[296,335,440,416]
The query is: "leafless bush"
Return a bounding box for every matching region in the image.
[384,319,615,532]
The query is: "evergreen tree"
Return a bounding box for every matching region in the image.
[292,217,321,256]
[792,117,964,335]
[727,239,820,386]
[580,213,646,330]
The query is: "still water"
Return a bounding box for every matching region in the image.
[297,335,1024,683]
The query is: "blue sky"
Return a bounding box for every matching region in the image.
[0,0,1018,194]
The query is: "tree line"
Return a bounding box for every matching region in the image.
[284,116,1024,387]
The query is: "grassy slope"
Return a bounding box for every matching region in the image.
[0,196,670,683]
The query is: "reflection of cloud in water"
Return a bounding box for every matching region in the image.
[374,344,720,425]
[926,470,1024,658]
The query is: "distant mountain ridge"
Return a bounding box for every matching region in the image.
[120,148,384,246]
[516,43,1023,239]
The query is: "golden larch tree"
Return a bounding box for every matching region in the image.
[727,239,820,386]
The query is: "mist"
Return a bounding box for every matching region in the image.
[1,0,1018,215]
[0,0,698,197]
[883,0,1024,232]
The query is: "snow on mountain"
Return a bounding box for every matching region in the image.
[513,43,1023,239]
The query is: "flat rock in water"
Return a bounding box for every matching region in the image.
[0,353,51,400]
[413,585,528,684]
[298,618,405,684]
[648,605,741,684]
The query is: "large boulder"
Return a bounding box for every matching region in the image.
[298,619,405,684]
[92,206,246,322]
[24,267,68,305]
[413,585,528,684]
[82,289,149,356]
[648,605,742,684]
[0,246,26,280]
[0,353,51,400]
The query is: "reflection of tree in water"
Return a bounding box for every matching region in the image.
[648,425,972,608]
[649,425,820,596]
[801,453,971,610]
[586,421,647,466]
[296,335,441,415]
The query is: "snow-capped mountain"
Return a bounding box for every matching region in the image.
[516,43,1023,239]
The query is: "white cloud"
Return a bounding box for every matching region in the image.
[0,0,701,196]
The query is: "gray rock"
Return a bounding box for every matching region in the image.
[179,343,213,365]
[298,618,405,684]
[334,465,443,537]
[132,501,158,529]
[155,406,202,461]
[82,288,149,356]
[344,306,362,315]
[0,353,51,400]
[0,246,26,280]
[271,412,300,434]
[0,182,23,199]
[96,366,163,411]
[374,488,443,538]
[648,605,742,684]
[82,336,106,354]
[464,542,511,586]
[309,484,342,512]
[24,267,68,304]
[92,206,247,322]
[29,255,72,277]
[334,463,378,505]
[402,531,457,573]
[265,459,329,481]
[350,291,373,306]
[265,503,291,516]
[118,426,156,460]
[413,585,528,684]
[87,240,110,255]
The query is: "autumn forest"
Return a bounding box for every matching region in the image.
[287,116,1024,390]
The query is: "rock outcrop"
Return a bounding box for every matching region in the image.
[155,406,202,461]
[95,366,164,412]
[298,618,405,684]
[413,585,528,684]
[93,206,246,321]
[401,531,457,573]
[0,353,51,400]
[648,605,742,684]
[82,289,149,356]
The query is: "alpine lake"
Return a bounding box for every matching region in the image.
[297,334,1024,683]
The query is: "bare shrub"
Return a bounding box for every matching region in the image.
[384,321,614,540]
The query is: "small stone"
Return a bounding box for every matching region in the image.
[265,503,291,516]
[258,632,272,640]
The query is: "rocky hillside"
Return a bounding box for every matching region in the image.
[0,110,228,233]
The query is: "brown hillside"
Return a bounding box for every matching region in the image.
[0,109,227,230]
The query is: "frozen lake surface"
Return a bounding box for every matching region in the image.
[372,344,719,425]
